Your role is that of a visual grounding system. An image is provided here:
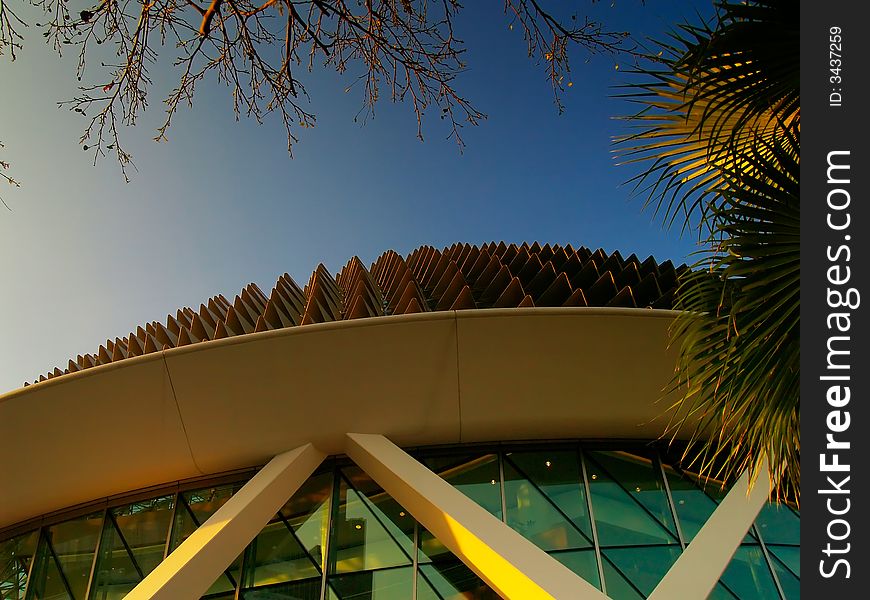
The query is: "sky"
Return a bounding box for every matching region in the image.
[0,1,712,393]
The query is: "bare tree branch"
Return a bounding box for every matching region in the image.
[2,0,642,178]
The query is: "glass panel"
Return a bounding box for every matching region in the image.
[706,583,739,600]
[0,530,38,600]
[329,566,412,599]
[661,465,719,543]
[663,466,757,544]
[503,451,593,550]
[769,551,800,600]
[44,512,103,600]
[245,520,319,588]
[182,486,239,530]
[719,545,780,599]
[602,546,681,597]
[600,556,644,600]
[585,451,678,546]
[341,468,414,557]
[330,472,412,574]
[26,534,73,600]
[766,545,799,578]
[550,549,600,590]
[417,528,449,565]
[239,576,322,599]
[112,496,174,577]
[423,455,502,519]
[171,486,241,596]
[90,517,142,600]
[417,562,499,600]
[279,472,333,573]
[755,503,800,545]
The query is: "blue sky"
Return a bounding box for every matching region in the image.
[0,1,711,392]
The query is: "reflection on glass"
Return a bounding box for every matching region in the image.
[330,470,412,574]
[90,496,176,599]
[424,455,502,519]
[719,545,780,599]
[767,545,799,578]
[0,530,38,600]
[329,566,412,599]
[46,512,103,600]
[242,474,331,589]
[417,561,499,600]
[661,465,718,543]
[602,546,680,597]
[601,556,643,600]
[755,503,800,545]
[503,451,593,552]
[239,576,321,599]
[172,485,241,596]
[585,451,678,547]
[550,549,600,590]
[768,551,800,600]
[0,445,799,600]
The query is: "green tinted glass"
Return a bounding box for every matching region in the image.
[330,472,412,574]
[27,534,74,600]
[767,544,799,578]
[585,451,678,546]
[706,583,739,599]
[601,555,644,600]
[244,520,320,588]
[239,576,322,599]
[503,450,593,549]
[90,516,144,599]
[44,512,103,600]
[602,546,681,597]
[755,503,800,545]
[329,566,412,599]
[0,530,38,600]
[111,496,174,577]
[661,465,718,543]
[550,549,600,590]
[424,455,502,519]
[769,551,800,600]
[278,472,332,573]
[242,473,331,590]
[417,561,499,600]
[719,545,780,599]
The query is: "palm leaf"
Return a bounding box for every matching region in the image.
[616,0,800,500]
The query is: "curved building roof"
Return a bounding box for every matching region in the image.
[29,242,686,385]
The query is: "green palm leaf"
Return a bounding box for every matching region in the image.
[616,0,799,500]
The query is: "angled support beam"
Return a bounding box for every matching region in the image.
[345,433,608,600]
[126,443,325,600]
[648,461,772,600]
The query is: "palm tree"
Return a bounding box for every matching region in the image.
[617,0,799,501]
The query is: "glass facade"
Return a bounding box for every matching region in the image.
[0,443,800,600]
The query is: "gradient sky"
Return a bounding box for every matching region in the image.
[0,1,711,392]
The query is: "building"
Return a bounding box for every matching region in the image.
[0,243,799,599]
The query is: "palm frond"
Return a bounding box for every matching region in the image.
[615,0,800,500]
[668,126,799,501]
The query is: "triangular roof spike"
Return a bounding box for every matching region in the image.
[176,327,193,347]
[493,277,526,308]
[562,287,588,307]
[213,320,229,340]
[402,297,423,314]
[449,285,476,310]
[143,334,159,354]
[517,294,535,308]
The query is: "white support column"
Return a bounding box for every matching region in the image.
[345,433,608,600]
[648,461,772,600]
[126,443,325,600]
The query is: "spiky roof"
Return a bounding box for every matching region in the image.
[30,242,685,385]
